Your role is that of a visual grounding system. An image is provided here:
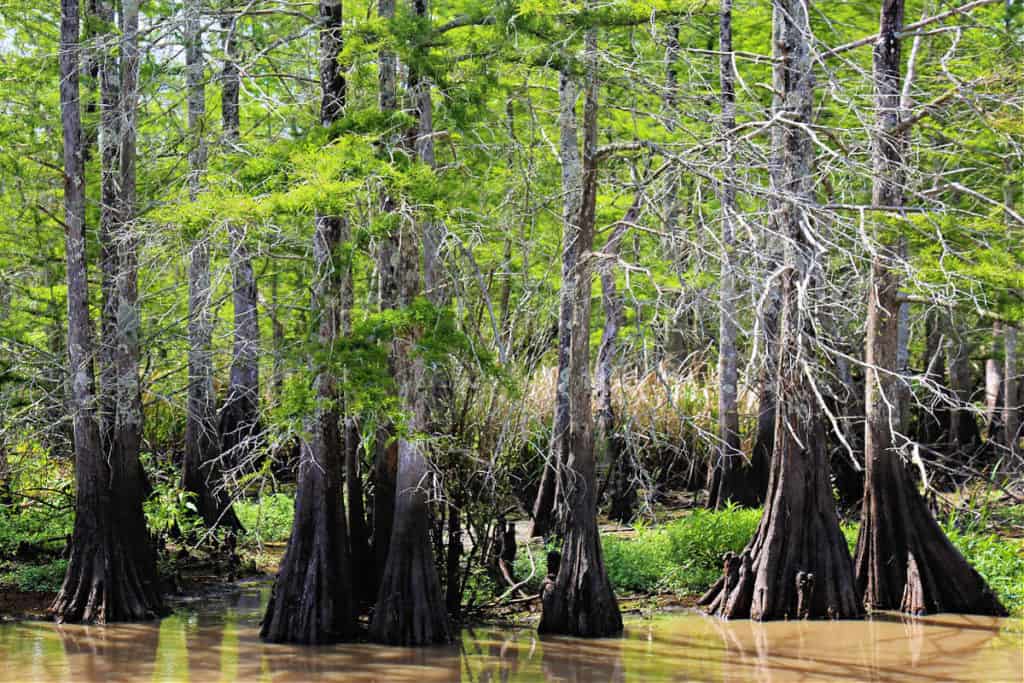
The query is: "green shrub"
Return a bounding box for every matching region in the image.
[143,480,204,545]
[662,506,761,593]
[236,492,295,544]
[600,506,761,595]
[0,504,72,557]
[0,559,68,592]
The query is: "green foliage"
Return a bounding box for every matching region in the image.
[0,446,73,557]
[0,503,71,559]
[659,506,763,593]
[603,525,675,593]
[0,560,68,593]
[235,493,295,545]
[592,508,1024,615]
[942,517,1024,616]
[143,480,204,543]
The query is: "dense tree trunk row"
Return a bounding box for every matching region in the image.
[43,0,1016,635]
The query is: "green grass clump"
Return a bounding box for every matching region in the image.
[661,506,762,593]
[235,492,294,544]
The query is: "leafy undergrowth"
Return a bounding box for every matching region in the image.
[235,492,295,546]
[0,560,67,593]
[603,506,763,595]
[0,481,72,596]
[589,506,1024,616]
[942,519,1024,615]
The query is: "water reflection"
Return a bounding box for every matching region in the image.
[0,584,1020,682]
[59,620,160,682]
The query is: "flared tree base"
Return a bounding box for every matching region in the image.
[261,441,355,644]
[52,529,163,624]
[855,457,1007,616]
[368,440,451,647]
[539,517,623,637]
[700,422,862,621]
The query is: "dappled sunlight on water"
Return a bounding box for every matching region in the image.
[0,583,1020,682]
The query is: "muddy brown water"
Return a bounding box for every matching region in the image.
[0,582,1020,682]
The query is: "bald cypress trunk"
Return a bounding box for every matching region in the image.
[708,0,760,510]
[371,0,399,580]
[409,2,460,614]
[219,223,260,472]
[701,0,860,621]
[538,19,622,638]
[749,0,788,500]
[1005,325,1019,464]
[369,0,451,645]
[180,0,242,532]
[985,322,1004,443]
[111,0,149,559]
[260,0,357,644]
[600,198,639,524]
[530,66,580,539]
[221,7,241,144]
[948,330,983,454]
[218,2,261,474]
[52,0,162,624]
[853,0,1006,617]
[95,0,119,449]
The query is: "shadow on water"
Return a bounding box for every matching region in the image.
[0,584,1020,682]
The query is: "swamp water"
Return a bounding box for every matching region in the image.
[0,582,1020,682]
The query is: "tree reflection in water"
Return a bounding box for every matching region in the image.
[58,620,160,682]
[1,587,1020,682]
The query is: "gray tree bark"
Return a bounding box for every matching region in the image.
[180,0,242,532]
[221,7,241,144]
[854,0,1006,617]
[708,0,760,510]
[538,17,622,638]
[1005,325,1019,463]
[219,221,260,469]
[94,0,119,448]
[947,329,982,453]
[599,196,640,523]
[702,0,860,621]
[52,0,162,624]
[985,322,1004,441]
[530,66,580,539]
[218,1,260,472]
